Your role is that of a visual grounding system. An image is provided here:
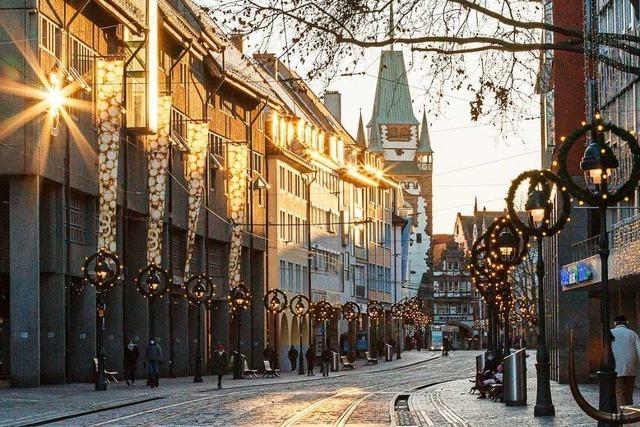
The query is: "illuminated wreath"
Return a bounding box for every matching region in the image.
[341,301,361,321]
[313,299,333,322]
[506,169,571,238]
[134,263,170,299]
[289,294,311,317]
[367,300,384,320]
[82,248,121,290]
[228,282,251,313]
[264,289,288,314]
[391,301,404,319]
[557,121,640,206]
[186,274,214,305]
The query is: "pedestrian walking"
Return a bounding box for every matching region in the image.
[124,338,139,386]
[305,345,315,376]
[213,343,229,389]
[288,345,298,373]
[145,339,163,388]
[321,348,332,377]
[611,315,640,406]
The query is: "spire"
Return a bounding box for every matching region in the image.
[368,124,384,153]
[416,110,433,153]
[473,197,478,215]
[356,110,367,148]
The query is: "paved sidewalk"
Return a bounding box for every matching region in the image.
[0,351,435,426]
[409,351,640,426]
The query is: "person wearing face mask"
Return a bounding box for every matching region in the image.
[145,339,163,388]
[124,339,139,386]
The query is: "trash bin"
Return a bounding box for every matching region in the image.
[476,353,485,373]
[331,351,339,372]
[503,349,527,406]
[385,344,393,361]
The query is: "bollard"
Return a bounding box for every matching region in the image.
[331,351,340,372]
[385,344,393,361]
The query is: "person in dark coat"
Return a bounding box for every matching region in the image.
[288,345,299,373]
[212,343,229,389]
[320,348,332,377]
[263,343,275,367]
[124,339,139,386]
[305,345,315,376]
[145,339,163,388]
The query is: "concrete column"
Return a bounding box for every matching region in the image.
[67,281,96,382]
[249,249,265,369]
[123,220,148,377]
[39,184,65,384]
[9,175,40,387]
[103,211,124,374]
[172,299,189,376]
[40,274,65,384]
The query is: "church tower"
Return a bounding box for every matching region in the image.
[367,26,434,296]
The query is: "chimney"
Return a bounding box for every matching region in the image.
[323,91,342,124]
[229,33,244,54]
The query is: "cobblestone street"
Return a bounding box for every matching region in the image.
[0,350,624,426]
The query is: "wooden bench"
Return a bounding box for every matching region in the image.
[93,357,119,384]
[340,355,355,370]
[262,360,280,378]
[365,351,378,365]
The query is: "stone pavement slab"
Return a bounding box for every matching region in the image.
[0,350,436,426]
[410,350,640,426]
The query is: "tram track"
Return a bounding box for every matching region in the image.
[25,352,479,426]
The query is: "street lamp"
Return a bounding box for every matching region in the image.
[264,289,288,369]
[313,299,333,350]
[290,294,311,375]
[341,301,360,359]
[391,300,405,359]
[558,118,640,423]
[507,169,571,417]
[82,249,121,391]
[485,217,528,357]
[186,274,214,383]
[134,264,170,343]
[367,301,384,358]
[229,283,251,379]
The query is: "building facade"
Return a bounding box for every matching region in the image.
[0,0,411,388]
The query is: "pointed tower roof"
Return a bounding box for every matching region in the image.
[368,124,384,153]
[367,50,419,127]
[416,110,433,153]
[356,110,367,148]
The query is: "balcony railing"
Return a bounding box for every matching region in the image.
[570,235,600,263]
[434,314,474,322]
[433,291,475,299]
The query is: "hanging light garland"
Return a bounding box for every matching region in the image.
[184,122,209,277]
[227,143,248,288]
[95,58,124,253]
[146,95,172,265]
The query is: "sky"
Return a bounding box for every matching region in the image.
[311,48,541,234]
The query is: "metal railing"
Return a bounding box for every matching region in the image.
[570,235,600,263]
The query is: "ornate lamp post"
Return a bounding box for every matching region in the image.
[391,300,405,359]
[134,264,170,342]
[290,294,311,375]
[186,274,214,383]
[485,217,529,357]
[507,169,571,417]
[82,249,121,391]
[264,289,288,369]
[341,301,360,358]
[558,118,640,423]
[314,299,333,350]
[367,301,384,358]
[229,282,251,379]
